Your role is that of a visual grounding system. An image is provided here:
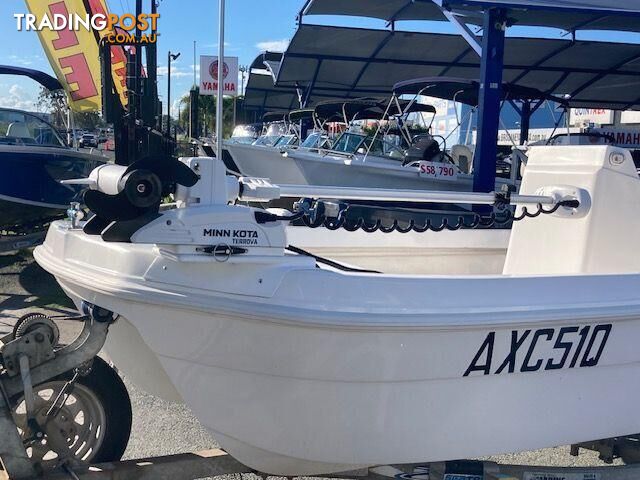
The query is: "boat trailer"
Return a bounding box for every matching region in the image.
[4,447,640,480]
[0,308,639,480]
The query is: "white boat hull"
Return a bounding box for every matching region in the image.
[35,225,640,475]
[224,142,515,191]
[34,145,640,475]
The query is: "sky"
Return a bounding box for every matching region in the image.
[1,0,639,118]
[0,0,310,116]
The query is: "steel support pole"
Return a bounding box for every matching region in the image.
[167,51,172,136]
[216,0,225,161]
[519,100,531,145]
[473,8,506,194]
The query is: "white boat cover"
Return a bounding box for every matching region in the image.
[302,0,640,31]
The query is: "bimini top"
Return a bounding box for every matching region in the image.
[314,98,436,123]
[262,111,289,123]
[275,24,640,111]
[0,65,62,91]
[288,109,316,123]
[393,77,568,106]
[301,0,640,32]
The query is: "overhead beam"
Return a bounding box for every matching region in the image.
[434,0,482,57]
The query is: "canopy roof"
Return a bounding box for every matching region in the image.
[250,51,285,80]
[302,0,640,32]
[275,24,640,111]
[244,70,348,113]
[0,65,62,91]
[393,77,567,106]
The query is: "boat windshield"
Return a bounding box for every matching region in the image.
[0,108,66,147]
[230,125,259,144]
[331,132,405,160]
[274,134,297,147]
[331,132,367,154]
[301,132,331,149]
[253,122,289,147]
[253,135,282,146]
[264,122,287,137]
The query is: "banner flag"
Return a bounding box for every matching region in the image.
[24,0,102,112]
[85,0,129,108]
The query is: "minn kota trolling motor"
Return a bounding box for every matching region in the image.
[61,155,583,260]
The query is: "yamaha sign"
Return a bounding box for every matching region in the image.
[200,55,238,96]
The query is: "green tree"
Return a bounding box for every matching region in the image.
[178,93,238,139]
[74,112,104,131]
[37,87,105,131]
[37,87,66,128]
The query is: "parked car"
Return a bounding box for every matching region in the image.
[79,134,98,148]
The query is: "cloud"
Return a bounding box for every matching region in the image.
[256,39,290,52]
[158,64,197,78]
[7,54,44,68]
[170,89,191,117]
[202,42,231,49]
[0,84,37,111]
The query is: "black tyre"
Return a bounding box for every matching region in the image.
[11,356,132,470]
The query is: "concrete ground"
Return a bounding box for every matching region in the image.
[0,251,622,471]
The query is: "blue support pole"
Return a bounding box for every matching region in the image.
[519,100,531,145]
[473,8,506,194]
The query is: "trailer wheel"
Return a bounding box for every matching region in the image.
[11,356,132,471]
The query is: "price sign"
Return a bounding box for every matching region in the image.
[418,161,458,181]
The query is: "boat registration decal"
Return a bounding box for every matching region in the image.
[463,324,612,377]
[524,473,600,480]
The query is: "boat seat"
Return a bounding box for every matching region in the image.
[6,122,34,141]
[450,145,474,174]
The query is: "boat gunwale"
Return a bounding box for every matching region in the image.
[34,239,640,332]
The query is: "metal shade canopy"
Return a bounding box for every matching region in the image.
[0,65,62,92]
[276,24,640,111]
[243,70,349,113]
[250,51,286,79]
[302,0,640,32]
[393,77,568,106]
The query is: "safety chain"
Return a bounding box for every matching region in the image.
[298,200,577,234]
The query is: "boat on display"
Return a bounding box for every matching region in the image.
[35,143,640,475]
[226,80,554,193]
[0,66,106,232]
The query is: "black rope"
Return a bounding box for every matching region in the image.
[296,200,578,234]
[286,245,381,274]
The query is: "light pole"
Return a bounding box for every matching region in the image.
[216,0,225,159]
[239,65,248,96]
[167,51,181,136]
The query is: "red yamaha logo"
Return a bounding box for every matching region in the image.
[210,60,229,81]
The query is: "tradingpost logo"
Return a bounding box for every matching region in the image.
[15,11,160,44]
